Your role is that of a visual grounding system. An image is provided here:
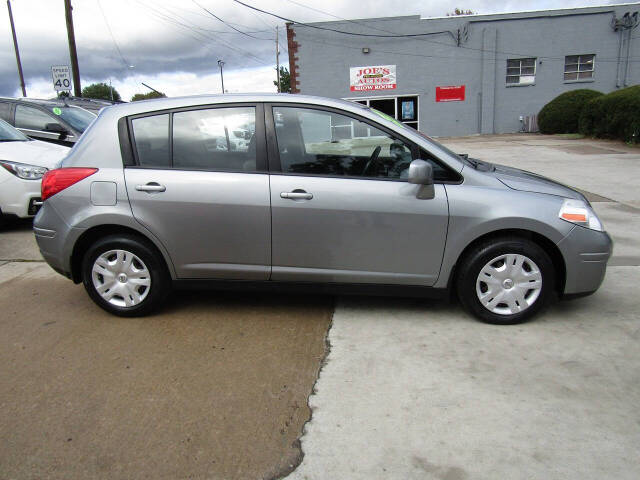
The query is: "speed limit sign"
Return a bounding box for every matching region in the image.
[51,65,72,92]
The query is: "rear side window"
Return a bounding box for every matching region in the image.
[0,102,12,123]
[15,105,59,131]
[173,107,256,171]
[131,114,170,167]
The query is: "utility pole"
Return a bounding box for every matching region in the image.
[6,1,26,97]
[64,0,81,97]
[276,26,280,93]
[217,60,225,93]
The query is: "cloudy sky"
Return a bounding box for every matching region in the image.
[0,0,624,100]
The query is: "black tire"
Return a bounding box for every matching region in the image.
[81,234,171,317]
[456,236,555,325]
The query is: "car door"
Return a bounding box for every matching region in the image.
[124,103,271,280]
[266,104,450,286]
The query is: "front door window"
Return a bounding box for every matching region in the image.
[273,106,413,180]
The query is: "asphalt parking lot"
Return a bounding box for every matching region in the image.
[1,134,639,479]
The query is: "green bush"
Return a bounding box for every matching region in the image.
[538,89,603,134]
[577,95,605,137]
[579,85,640,143]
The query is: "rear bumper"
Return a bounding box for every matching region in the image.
[33,203,82,279]
[557,226,612,296]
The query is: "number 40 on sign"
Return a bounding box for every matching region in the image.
[51,65,72,92]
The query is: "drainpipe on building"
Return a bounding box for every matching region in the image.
[623,28,632,86]
[616,28,623,87]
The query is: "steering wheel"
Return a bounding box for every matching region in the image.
[362,145,382,176]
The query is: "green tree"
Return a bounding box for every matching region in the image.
[57,91,70,98]
[131,91,167,102]
[447,8,475,16]
[81,82,121,101]
[273,66,291,93]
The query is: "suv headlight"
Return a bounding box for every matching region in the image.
[558,199,603,231]
[0,160,48,180]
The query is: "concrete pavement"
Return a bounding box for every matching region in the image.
[290,267,640,480]
[289,134,640,480]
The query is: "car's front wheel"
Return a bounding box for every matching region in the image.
[82,234,170,317]
[456,237,555,324]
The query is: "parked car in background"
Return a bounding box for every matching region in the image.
[51,96,120,115]
[0,97,96,146]
[0,118,69,225]
[34,94,611,324]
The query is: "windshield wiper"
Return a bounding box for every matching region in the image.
[0,139,25,142]
[458,153,479,168]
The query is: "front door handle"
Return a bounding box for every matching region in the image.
[136,182,166,193]
[281,191,313,200]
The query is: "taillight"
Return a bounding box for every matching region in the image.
[41,168,98,201]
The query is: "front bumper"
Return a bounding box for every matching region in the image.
[557,225,613,296]
[0,174,43,218]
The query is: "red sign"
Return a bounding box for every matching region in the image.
[436,85,465,102]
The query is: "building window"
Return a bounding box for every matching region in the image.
[506,58,536,85]
[564,54,595,81]
[347,96,419,130]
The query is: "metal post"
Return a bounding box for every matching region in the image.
[142,82,163,95]
[218,60,225,94]
[276,26,280,92]
[64,0,81,97]
[6,0,26,97]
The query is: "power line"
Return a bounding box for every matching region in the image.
[232,0,455,39]
[191,0,269,40]
[96,0,131,69]
[133,0,268,65]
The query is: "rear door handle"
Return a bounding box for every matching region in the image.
[281,191,313,200]
[136,183,166,193]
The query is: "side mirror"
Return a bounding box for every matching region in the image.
[45,123,66,133]
[408,159,434,185]
[45,123,68,140]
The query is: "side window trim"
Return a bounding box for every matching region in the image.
[264,102,461,183]
[124,102,267,173]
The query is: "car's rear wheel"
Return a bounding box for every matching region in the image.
[82,234,170,317]
[456,237,555,324]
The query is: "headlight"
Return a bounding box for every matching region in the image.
[0,160,48,180]
[558,199,603,231]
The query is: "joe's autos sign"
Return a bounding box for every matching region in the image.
[350,65,396,91]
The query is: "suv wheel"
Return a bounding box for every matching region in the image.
[456,237,555,325]
[82,234,170,317]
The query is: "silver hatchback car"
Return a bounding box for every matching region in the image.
[34,94,612,324]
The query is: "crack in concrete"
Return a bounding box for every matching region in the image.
[0,259,45,263]
[271,301,335,480]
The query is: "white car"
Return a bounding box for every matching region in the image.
[0,118,69,224]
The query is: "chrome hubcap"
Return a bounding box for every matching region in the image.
[476,253,542,316]
[92,249,151,308]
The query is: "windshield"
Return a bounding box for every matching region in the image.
[0,118,29,141]
[369,107,465,161]
[49,106,96,133]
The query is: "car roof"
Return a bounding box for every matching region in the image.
[100,93,369,117]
